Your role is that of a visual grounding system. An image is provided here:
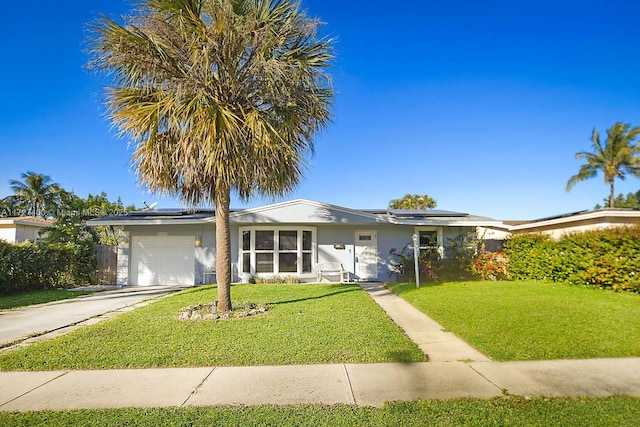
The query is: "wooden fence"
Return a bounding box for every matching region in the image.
[95,245,117,285]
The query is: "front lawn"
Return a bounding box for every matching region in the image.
[1,397,639,426]
[387,280,640,361]
[0,284,424,370]
[0,289,95,311]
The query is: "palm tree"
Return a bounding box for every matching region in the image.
[8,172,62,217]
[0,196,16,217]
[389,194,437,210]
[566,122,640,208]
[88,0,333,312]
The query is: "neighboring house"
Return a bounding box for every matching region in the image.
[507,208,640,239]
[477,208,640,247]
[88,199,502,287]
[0,216,52,243]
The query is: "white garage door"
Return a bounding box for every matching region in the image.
[130,236,195,286]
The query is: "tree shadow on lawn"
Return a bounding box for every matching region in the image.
[387,349,427,363]
[385,281,446,296]
[181,284,359,306]
[267,286,359,306]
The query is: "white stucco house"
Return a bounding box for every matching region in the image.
[0,216,53,243]
[88,199,503,287]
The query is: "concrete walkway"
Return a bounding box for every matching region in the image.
[1,283,640,411]
[358,283,490,362]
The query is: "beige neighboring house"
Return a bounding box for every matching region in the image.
[479,208,640,245]
[0,216,53,243]
[508,208,640,239]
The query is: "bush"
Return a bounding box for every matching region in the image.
[439,236,476,281]
[502,234,556,281]
[471,248,510,280]
[389,236,476,282]
[389,244,440,282]
[0,240,96,294]
[503,226,640,292]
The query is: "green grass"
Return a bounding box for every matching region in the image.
[387,280,640,361]
[0,284,424,370]
[1,397,639,426]
[0,289,95,310]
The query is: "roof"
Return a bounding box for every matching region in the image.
[0,216,54,227]
[363,209,468,217]
[88,209,218,226]
[507,208,640,232]
[88,198,503,227]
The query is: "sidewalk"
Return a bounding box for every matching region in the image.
[1,283,640,411]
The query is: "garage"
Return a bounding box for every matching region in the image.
[130,235,195,286]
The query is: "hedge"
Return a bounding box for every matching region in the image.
[503,225,640,292]
[0,240,96,294]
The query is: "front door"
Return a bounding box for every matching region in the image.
[355,230,378,280]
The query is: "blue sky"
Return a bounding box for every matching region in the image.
[1,0,639,220]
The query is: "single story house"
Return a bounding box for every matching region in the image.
[88,199,502,287]
[477,208,640,249]
[0,216,53,243]
[506,208,640,239]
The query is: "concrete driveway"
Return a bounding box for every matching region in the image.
[0,285,189,347]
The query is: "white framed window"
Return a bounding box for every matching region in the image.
[240,227,316,276]
[414,227,444,257]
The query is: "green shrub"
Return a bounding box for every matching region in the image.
[503,226,640,292]
[389,244,440,282]
[439,236,476,281]
[0,240,96,294]
[389,237,476,282]
[502,234,555,281]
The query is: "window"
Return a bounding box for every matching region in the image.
[416,227,443,258]
[255,230,274,273]
[240,227,315,276]
[419,231,438,250]
[279,230,297,272]
[242,231,251,273]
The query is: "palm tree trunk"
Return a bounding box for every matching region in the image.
[215,186,232,313]
[609,182,616,208]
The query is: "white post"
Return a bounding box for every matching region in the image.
[412,233,420,288]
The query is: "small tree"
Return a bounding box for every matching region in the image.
[43,192,134,246]
[389,194,437,210]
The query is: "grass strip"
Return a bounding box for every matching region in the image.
[0,290,95,311]
[387,280,640,361]
[1,397,639,426]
